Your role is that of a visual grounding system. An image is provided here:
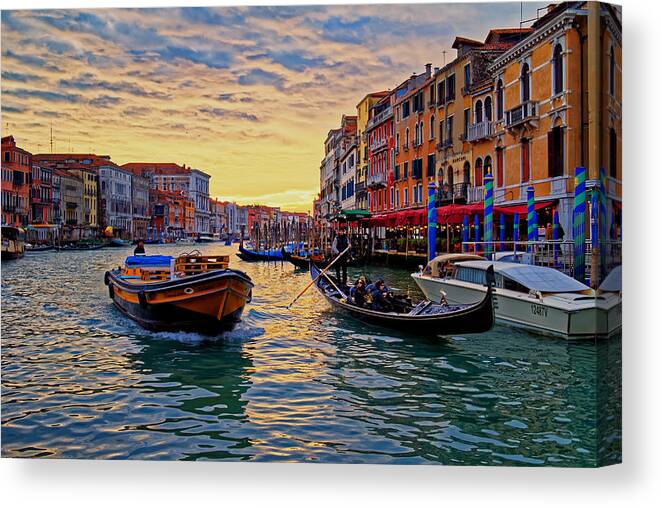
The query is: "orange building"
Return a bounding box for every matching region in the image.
[2,136,32,226]
[150,188,194,239]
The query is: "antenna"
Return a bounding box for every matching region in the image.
[520,2,523,29]
[442,49,447,67]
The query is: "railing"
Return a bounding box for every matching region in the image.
[366,106,393,130]
[367,172,387,188]
[370,138,388,152]
[505,100,538,127]
[467,185,485,203]
[438,182,469,203]
[436,139,452,151]
[467,121,494,142]
[355,181,366,194]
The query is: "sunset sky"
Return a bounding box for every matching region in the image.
[1,2,544,212]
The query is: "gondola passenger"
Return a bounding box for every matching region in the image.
[369,280,394,312]
[349,278,367,307]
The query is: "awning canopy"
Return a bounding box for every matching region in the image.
[338,209,371,219]
[436,203,483,224]
[493,200,555,216]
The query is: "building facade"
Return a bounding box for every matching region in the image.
[190,169,211,234]
[2,136,31,226]
[355,92,388,210]
[98,163,132,238]
[366,92,395,213]
[30,163,53,224]
[131,173,150,240]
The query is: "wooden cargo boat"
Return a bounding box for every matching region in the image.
[105,253,254,335]
[1,226,25,260]
[310,261,495,336]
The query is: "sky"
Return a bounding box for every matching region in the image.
[1,2,545,213]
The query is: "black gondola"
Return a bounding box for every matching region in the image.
[236,244,283,262]
[283,247,365,270]
[309,261,495,335]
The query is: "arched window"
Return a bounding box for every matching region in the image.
[484,155,492,180]
[553,44,563,95]
[496,79,504,120]
[405,128,409,147]
[484,96,493,121]
[475,100,483,123]
[447,165,454,187]
[414,124,419,145]
[520,63,530,102]
[463,161,471,186]
[430,115,435,138]
[420,121,424,143]
[474,158,483,187]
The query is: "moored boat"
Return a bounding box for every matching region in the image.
[105,253,254,335]
[107,237,131,248]
[237,243,284,262]
[411,257,622,339]
[1,226,26,260]
[310,260,495,335]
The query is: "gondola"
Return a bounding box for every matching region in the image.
[282,247,365,270]
[309,261,495,335]
[237,243,284,262]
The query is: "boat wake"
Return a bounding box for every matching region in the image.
[148,321,265,345]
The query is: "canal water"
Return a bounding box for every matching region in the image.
[1,244,621,466]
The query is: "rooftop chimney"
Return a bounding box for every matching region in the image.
[425,63,432,75]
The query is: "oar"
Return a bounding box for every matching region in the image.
[319,269,348,299]
[287,245,350,309]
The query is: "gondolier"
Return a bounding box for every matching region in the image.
[331,227,350,285]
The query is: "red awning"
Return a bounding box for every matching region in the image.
[493,200,555,215]
[436,203,483,224]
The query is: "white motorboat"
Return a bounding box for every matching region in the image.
[411,255,621,339]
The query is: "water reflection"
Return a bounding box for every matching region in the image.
[1,244,621,465]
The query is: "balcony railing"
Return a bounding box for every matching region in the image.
[467,185,485,203]
[355,181,366,195]
[366,106,393,130]
[367,172,387,189]
[550,176,570,196]
[505,100,538,128]
[370,138,388,152]
[436,139,452,151]
[438,182,469,203]
[467,121,494,142]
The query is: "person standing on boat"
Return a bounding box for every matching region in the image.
[331,227,350,285]
[134,239,146,256]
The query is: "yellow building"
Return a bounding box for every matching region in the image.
[355,91,388,210]
[486,1,621,236]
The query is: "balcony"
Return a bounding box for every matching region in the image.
[505,100,539,129]
[467,185,485,203]
[366,106,393,130]
[467,121,495,142]
[370,137,388,153]
[550,175,570,196]
[367,172,387,189]
[436,139,452,151]
[438,182,469,203]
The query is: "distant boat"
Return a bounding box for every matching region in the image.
[237,243,283,261]
[1,226,26,260]
[107,238,131,248]
[197,234,214,243]
[105,253,254,335]
[25,244,55,253]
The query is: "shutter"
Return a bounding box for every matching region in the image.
[558,127,564,176]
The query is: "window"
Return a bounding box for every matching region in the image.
[464,63,471,89]
[609,128,617,178]
[437,81,445,105]
[405,128,409,147]
[396,132,400,149]
[402,100,410,118]
[463,109,470,138]
[4,152,9,162]
[484,156,492,180]
[429,84,435,105]
[447,116,454,142]
[446,74,456,101]
[414,123,419,145]
[520,63,530,102]
[390,187,394,208]
[463,161,471,186]
[475,100,483,123]
[430,115,435,138]
[609,48,616,96]
[553,44,564,95]
[474,158,483,187]
[484,96,493,121]
[447,165,454,186]
[521,138,530,182]
[413,185,418,204]
[547,126,564,178]
[439,120,444,144]
[496,79,504,120]
[427,154,435,177]
[403,161,409,179]
[394,164,400,180]
[420,121,424,143]
[404,188,409,205]
[496,147,504,188]
[395,189,400,207]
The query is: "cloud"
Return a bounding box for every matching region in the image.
[58,73,170,99]
[237,68,286,90]
[2,88,82,103]
[155,45,233,69]
[122,106,151,117]
[214,93,254,103]
[198,107,258,122]
[247,50,326,72]
[1,70,43,83]
[2,49,61,71]
[2,104,28,113]
[89,95,122,108]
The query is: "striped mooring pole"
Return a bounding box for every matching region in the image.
[499,214,505,251]
[427,181,437,262]
[513,213,520,242]
[573,166,587,283]
[484,167,494,257]
[462,215,469,252]
[527,185,535,252]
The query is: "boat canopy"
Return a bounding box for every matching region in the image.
[456,260,590,293]
[125,255,173,267]
[598,265,622,293]
[424,253,484,277]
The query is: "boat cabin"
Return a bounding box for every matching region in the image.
[453,260,593,296]
[422,253,485,278]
